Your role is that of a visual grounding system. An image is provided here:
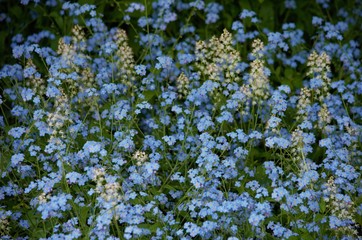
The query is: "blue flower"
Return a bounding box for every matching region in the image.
[83,141,102,154]
[171,105,183,114]
[171,172,185,183]
[36,193,72,219]
[144,161,160,175]
[265,137,290,149]
[66,172,88,186]
[297,170,319,190]
[316,0,330,8]
[8,127,26,138]
[160,90,177,106]
[184,222,200,237]
[268,32,288,51]
[11,105,29,118]
[46,85,61,98]
[135,101,152,114]
[162,135,176,146]
[155,56,173,70]
[272,187,289,201]
[312,16,323,26]
[126,3,145,12]
[205,3,223,24]
[267,222,298,238]
[248,212,265,226]
[234,147,248,158]
[189,0,205,10]
[11,153,24,167]
[110,100,131,121]
[20,88,34,101]
[285,0,296,9]
[197,115,214,132]
[177,53,194,64]
[310,78,323,89]
[267,116,282,128]
[239,9,257,20]
[135,65,147,76]
[216,111,234,123]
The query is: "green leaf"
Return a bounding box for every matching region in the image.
[301,233,315,240]
[9,5,24,19]
[285,68,294,80]
[50,11,64,30]
[79,206,90,227]
[275,66,282,78]
[259,1,274,30]
[319,198,326,213]
[143,90,159,101]
[299,227,308,233]
[31,229,47,238]
[288,236,300,240]
[138,222,162,233]
[315,213,324,222]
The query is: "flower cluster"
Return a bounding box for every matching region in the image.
[324,177,358,237]
[245,38,270,104]
[0,0,361,239]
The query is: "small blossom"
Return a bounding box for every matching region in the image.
[11,153,24,167]
[132,150,148,166]
[134,65,146,76]
[8,127,27,138]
